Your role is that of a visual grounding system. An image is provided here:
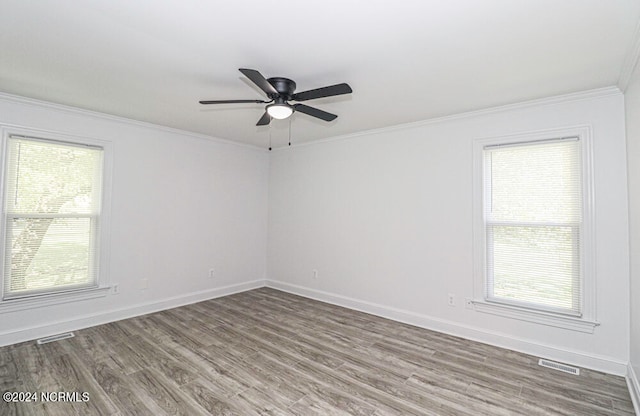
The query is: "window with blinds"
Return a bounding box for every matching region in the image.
[2,136,104,300]
[483,138,582,316]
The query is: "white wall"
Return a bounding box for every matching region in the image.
[0,94,269,346]
[268,89,630,374]
[0,87,631,377]
[625,58,640,393]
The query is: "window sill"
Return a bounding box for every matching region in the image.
[471,300,599,333]
[0,286,111,313]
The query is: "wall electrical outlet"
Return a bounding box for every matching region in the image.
[312,269,318,279]
[111,284,120,295]
[447,293,455,307]
[209,269,216,279]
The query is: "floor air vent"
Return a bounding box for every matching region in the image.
[538,359,580,375]
[36,332,74,345]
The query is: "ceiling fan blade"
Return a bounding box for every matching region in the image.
[199,99,269,104]
[293,104,338,122]
[256,111,271,126]
[239,68,278,96]
[292,83,352,101]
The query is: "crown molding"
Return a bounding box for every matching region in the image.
[0,92,266,152]
[619,19,640,92]
[0,86,621,153]
[274,86,621,151]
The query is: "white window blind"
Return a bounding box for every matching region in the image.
[3,136,103,299]
[483,138,582,316]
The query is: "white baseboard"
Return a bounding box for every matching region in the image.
[266,279,628,376]
[3,278,630,379]
[0,279,266,347]
[628,364,640,415]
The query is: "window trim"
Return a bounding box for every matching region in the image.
[0,125,113,311]
[472,126,598,332]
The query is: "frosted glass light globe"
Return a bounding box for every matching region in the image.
[266,104,293,119]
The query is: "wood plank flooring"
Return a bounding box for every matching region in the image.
[0,287,635,415]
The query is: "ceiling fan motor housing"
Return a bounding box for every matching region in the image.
[267,77,296,100]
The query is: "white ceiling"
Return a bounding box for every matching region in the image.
[1,1,639,148]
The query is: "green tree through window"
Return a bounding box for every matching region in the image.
[3,137,103,298]
[483,138,582,315]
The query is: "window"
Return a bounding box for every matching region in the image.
[473,128,597,332]
[1,131,110,307]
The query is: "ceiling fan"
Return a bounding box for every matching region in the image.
[199,68,352,126]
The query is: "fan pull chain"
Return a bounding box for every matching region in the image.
[269,126,272,151]
[288,117,292,146]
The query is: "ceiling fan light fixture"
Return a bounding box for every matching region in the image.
[266,103,293,120]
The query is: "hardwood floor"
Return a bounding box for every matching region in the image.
[1,287,635,415]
